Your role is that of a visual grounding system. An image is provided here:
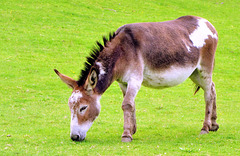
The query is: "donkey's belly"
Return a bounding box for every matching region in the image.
[142,65,196,89]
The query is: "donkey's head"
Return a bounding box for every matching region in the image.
[54,69,100,141]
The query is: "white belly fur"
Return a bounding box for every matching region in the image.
[142,65,196,89]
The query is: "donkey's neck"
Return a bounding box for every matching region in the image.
[94,44,122,94]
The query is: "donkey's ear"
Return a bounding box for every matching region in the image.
[54,69,78,89]
[85,69,98,92]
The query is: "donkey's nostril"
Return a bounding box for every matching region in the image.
[71,135,80,141]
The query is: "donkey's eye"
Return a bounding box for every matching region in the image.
[80,105,88,112]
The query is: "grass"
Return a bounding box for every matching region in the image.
[0,0,239,155]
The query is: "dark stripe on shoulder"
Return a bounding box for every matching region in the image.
[123,27,140,48]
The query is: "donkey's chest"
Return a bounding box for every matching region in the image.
[142,65,196,89]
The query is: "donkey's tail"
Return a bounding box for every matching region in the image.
[194,85,200,95]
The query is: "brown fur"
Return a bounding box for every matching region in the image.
[55,16,219,142]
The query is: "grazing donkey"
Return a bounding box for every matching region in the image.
[54,16,218,142]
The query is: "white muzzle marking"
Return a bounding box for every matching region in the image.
[70,115,93,141]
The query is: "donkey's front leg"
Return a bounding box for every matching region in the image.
[121,80,141,142]
[119,83,137,134]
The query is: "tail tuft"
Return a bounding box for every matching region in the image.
[194,86,200,95]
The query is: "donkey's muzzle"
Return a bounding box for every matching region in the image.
[71,135,85,142]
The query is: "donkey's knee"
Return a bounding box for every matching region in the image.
[122,102,136,130]
[122,102,135,111]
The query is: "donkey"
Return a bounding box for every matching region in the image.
[54,15,218,142]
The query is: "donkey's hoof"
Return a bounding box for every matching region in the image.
[121,137,132,142]
[210,124,219,131]
[200,130,209,135]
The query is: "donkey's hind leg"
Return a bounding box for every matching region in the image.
[201,81,219,134]
[190,69,219,134]
[209,82,219,132]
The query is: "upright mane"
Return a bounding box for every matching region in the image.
[77,32,116,86]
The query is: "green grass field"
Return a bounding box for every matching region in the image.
[0,0,239,155]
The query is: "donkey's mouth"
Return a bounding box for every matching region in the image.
[71,135,85,142]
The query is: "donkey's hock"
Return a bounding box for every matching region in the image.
[54,15,218,142]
